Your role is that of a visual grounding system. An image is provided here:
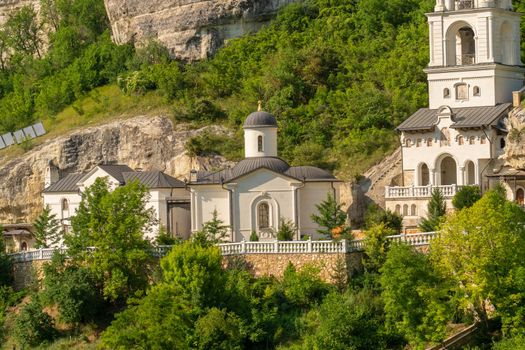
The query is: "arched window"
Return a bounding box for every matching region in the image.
[427,138,433,147]
[469,136,476,145]
[456,83,468,100]
[517,188,525,206]
[411,204,417,216]
[257,135,263,152]
[473,86,480,96]
[403,204,408,216]
[395,205,401,214]
[405,138,412,147]
[500,138,506,149]
[480,136,486,144]
[458,135,464,145]
[443,88,450,98]
[21,241,27,251]
[61,198,70,220]
[258,202,270,229]
[416,139,422,147]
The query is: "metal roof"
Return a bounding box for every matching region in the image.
[98,164,134,183]
[123,171,185,188]
[397,103,511,131]
[43,173,85,193]
[243,111,278,128]
[43,166,185,193]
[486,167,525,178]
[192,157,339,184]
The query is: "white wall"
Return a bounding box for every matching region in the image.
[244,128,278,158]
[401,114,497,187]
[190,169,343,242]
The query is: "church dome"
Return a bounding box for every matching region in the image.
[243,111,277,128]
[230,157,290,179]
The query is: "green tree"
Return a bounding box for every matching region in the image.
[0,227,13,287]
[4,5,42,58]
[40,252,102,325]
[193,308,243,350]
[452,185,481,210]
[419,188,447,232]
[33,206,62,248]
[364,203,403,233]
[380,244,452,346]
[13,297,55,347]
[363,223,396,273]
[65,178,155,302]
[192,209,229,247]
[311,193,349,239]
[432,189,525,334]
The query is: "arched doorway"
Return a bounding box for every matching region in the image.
[440,156,457,185]
[420,163,430,186]
[465,161,475,185]
[21,241,27,251]
[446,23,476,66]
[517,188,524,206]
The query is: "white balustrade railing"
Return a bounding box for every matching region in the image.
[385,185,468,199]
[9,232,439,261]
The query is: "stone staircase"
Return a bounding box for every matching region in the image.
[359,147,403,207]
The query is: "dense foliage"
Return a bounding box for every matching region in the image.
[0,0,438,177]
[66,178,155,302]
[452,185,482,210]
[33,205,62,248]
[419,188,447,232]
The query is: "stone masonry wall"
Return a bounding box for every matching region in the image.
[13,252,365,290]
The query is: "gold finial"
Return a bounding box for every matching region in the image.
[257,100,262,111]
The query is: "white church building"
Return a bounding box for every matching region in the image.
[42,164,191,241]
[385,0,525,228]
[188,110,342,242]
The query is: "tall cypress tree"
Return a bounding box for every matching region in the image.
[419,189,446,232]
[311,193,350,239]
[33,206,62,248]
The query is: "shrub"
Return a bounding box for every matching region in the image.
[452,185,481,210]
[249,230,259,241]
[281,263,331,309]
[276,218,296,241]
[13,298,55,347]
[40,252,102,324]
[364,203,403,233]
[193,308,243,350]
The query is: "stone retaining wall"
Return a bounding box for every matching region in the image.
[13,252,365,289]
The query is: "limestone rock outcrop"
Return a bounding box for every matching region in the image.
[0,0,39,25]
[503,107,525,170]
[104,0,297,60]
[0,115,233,224]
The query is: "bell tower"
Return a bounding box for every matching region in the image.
[426,0,524,109]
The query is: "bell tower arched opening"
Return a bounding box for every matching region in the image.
[446,23,476,66]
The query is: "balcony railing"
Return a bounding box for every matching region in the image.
[456,0,474,10]
[10,233,439,262]
[456,54,476,65]
[385,185,466,199]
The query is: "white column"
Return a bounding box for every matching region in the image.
[430,168,437,185]
[435,0,445,11]
[488,15,494,61]
[459,165,465,186]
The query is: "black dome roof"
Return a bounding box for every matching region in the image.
[243,111,278,128]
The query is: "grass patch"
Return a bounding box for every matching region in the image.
[0,85,169,162]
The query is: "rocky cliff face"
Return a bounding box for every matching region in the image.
[104,0,297,60]
[503,107,525,170]
[0,0,39,25]
[0,115,232,224]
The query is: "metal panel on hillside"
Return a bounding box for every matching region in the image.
[32,122,45,136]
[13,130,25,144]
[0,137,5,149]
[23,126,36,139]
[2,133,14,146]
